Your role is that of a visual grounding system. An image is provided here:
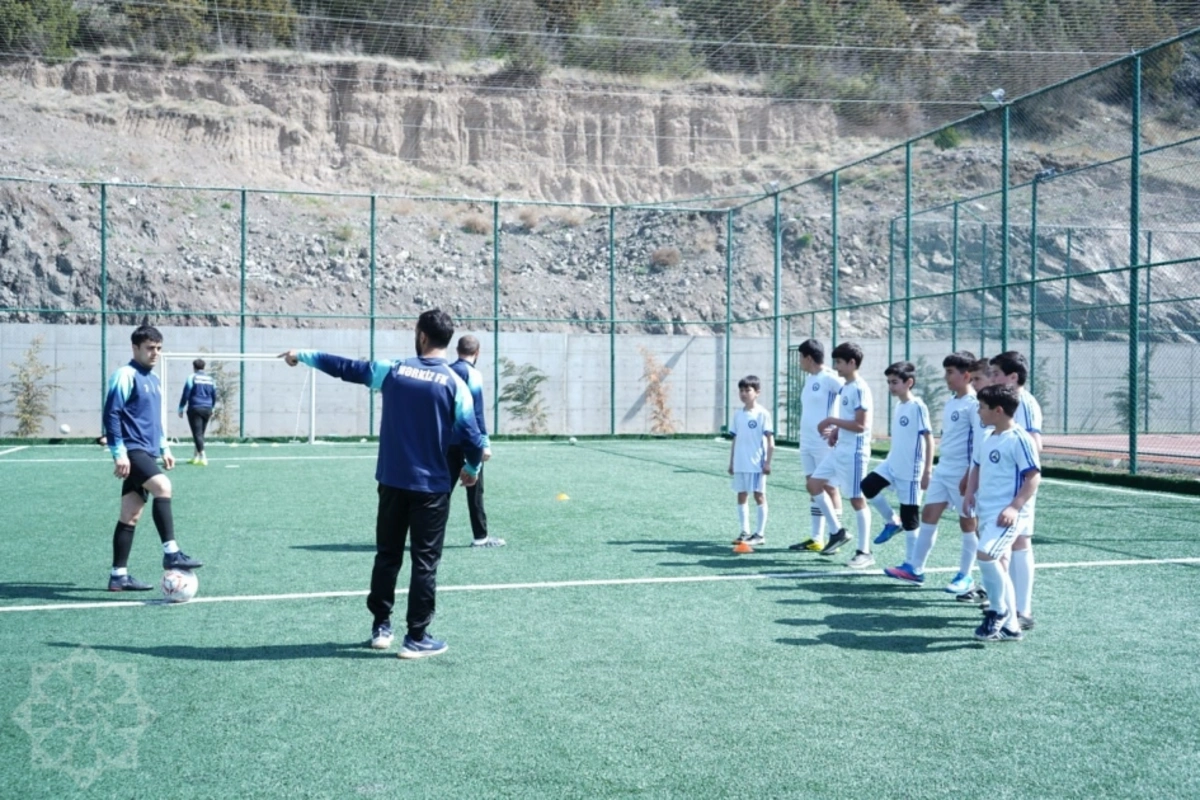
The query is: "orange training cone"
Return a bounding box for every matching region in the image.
[732,541,754,554]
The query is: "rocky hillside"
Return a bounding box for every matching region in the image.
[2,56,1199,340]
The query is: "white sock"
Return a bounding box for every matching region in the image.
[869,494,898,526]
[854,507,871,553]
[1010,546,1035,615]
[736,503,749,534]
[912,522,938,574]
[111,567,128,577]
[813,493,842,534]
[162,540,180,555]
[904,529,920,567]
[755,503,768,536]
[810,503,825,542]
[958,532,978,577]
[978,559,1013,622]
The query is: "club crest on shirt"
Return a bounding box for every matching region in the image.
[748,420,758,429]
[899,416,910,427]
[842,396,849,406]
[951,411,960,422]
[812,383,821,391]
[989,450,1002,463]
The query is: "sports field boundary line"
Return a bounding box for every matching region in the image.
[3,556,1199,614]
[0,445,29,457]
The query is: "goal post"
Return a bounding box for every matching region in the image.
[160,352,317,444]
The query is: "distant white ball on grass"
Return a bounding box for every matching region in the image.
[569,437,577,445]
[229,442,239,448]
[161,569,198,603]
[250,442,259,448]
[59,423,71,434]
[360,438,367,443]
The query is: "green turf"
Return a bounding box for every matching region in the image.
[1,439,1199,798]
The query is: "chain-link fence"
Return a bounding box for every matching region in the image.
[4,29,1200,474]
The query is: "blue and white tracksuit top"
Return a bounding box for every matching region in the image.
[448,358,490,450]
[103,360,166,459]
[178,371,217,413]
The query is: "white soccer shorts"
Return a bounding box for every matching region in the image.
[925,468,968,516]
[870,460,921,505]
[976,515,1031,560]
[800,443,835,476]
[810,448,868,499]
[731,472,767,494]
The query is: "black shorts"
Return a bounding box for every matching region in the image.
[120,449,162,501]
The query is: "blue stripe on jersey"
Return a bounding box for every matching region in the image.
[103,361,163,459]
[299,351,484,492]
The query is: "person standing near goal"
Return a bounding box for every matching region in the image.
[103,325,204,591]
[178,358,216,466]
[281,308,484,659]
[446,335,502,548]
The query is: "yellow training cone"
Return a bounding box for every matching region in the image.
[556,492,570,501]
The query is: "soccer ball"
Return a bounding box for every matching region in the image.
[161,569,199,603]
[59,423,70,434]
[569,437,577,445]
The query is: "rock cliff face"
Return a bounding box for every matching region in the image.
[7,57,840,203]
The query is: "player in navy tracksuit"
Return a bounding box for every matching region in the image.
[102,325,204,591]
[282,309,484,659]
[447,335,502,547]
[178,358,217,465]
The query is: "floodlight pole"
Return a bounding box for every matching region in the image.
[725,209,733,433]
[608,207,617,436]
[951,201,959,351]
[493,200,501,435]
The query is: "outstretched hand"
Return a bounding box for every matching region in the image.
[279,350,299,367]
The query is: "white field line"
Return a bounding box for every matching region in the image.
[0,454,378,464]
[3,556,1198,614]
[0,446,29,457]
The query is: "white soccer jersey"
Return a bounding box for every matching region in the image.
[1016,389,1043,434]
[799,368,844,449]
[731,404,773,473]
[834,378,872,455]
[885,397,932,480]
[936,392,980,475]
[972,426,1041,523]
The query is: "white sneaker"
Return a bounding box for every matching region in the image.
[470,536,506,548]
[847,551,875,569]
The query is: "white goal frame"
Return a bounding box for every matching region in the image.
[160,352,317,444]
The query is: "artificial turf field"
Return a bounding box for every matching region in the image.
[1,438,1199,799]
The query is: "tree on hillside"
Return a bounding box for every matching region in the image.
[0,0,77,60]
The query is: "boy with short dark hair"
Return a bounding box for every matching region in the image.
[790,339,843,552]
[862,361,933,573]
[808,343,874,564]
[963,384,1040,642]
[104,325,203,591]
[988,351,1042,630]
[885,352,979,588]
[729,375,774,546]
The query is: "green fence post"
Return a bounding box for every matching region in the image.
[725,209,733,433]
[368,195,377,436]
[951,201,959,352]
[773,192,782,429]
[1000,104,1010,351]
[1129,55,1142,475]
[492,200,500,435]
[99,183,108,405]
[1063,229,1072,433]
[831,171,839,345]
[609,206,616,436]
[904,142,913,360]
[980,223,989,356]
[238,188,247,439]
[1144,230,1152,434]
[1030,175,1039,396]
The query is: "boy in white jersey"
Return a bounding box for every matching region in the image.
[808,343,874,564]
[729,375,774,546]
[860,361,933,572]
[963,384,1041,642]
[988,351,1042,631]
[951,359,996,603]
[789,339,844,552]
[884,352,980,588]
